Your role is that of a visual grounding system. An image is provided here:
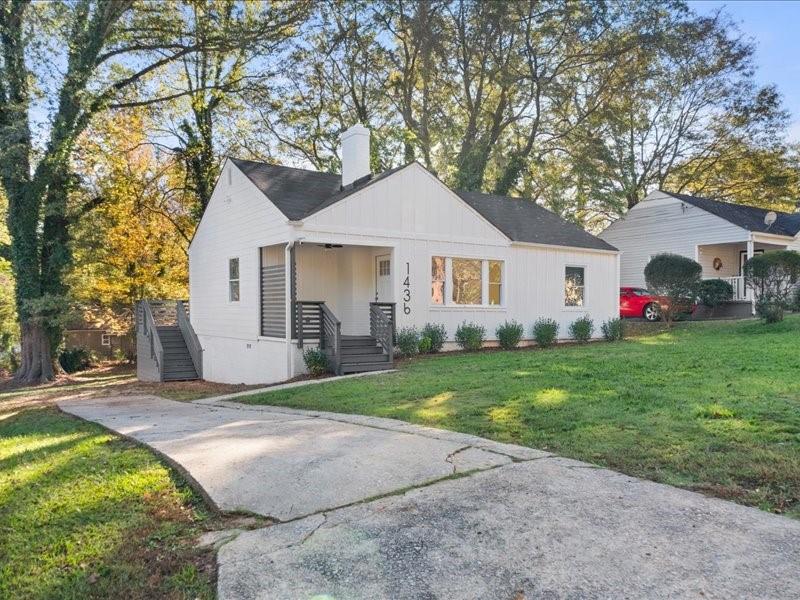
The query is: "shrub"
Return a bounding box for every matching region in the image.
[495,320,523,350]
[418,336,432,354]
[532,318,559,348]
[600,318,624,341]
[697,279,733,307]
[454,321,485,351]
[569,316,594,343]
[755,299,784,324]
[644,253,702,326]
[396,326,420,356]
[59,346,94,374]
[421,323,447,353]
[792,286,800,312]
[302,347,329,376]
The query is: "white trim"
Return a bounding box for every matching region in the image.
[429,254,507,309]
[751,231,795,243]
[564,264,588,309]
[510,240,619,255]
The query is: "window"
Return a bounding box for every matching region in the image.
[379,259,390,276]
[431,256,446,304]
[488,260,503,305]
[565,266,585,307]
[229,258,240,301]
[452,258,483,305]
[101,333,111,346]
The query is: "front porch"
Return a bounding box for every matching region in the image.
[697,238,790,304]
[260,242,396,375]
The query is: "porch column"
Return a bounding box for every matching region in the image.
[746,238,755,314]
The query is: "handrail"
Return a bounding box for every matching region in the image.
[369,303,394,365]
[141,300,164,381]
[320,303,342,375]
[370,302,396,340]
[177,300,203,379]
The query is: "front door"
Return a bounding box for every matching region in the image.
[375,254,392,302]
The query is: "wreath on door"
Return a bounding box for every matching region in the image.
[712,257,723,271]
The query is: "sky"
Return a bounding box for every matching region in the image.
[689,0,800,142]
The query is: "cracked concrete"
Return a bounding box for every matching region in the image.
[60,394,800,599]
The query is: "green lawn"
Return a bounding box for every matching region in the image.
[0,408,215,599]
[243,316,800,517]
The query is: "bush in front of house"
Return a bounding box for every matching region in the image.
[396,327,420,356]
[569,316,594,343]
[644,253,702,326]
[420,323,447,353]
[495,320,523,350]
[697,278,733,307]
[744,250,800,323]
[455,321,485,351]
[792,286,800,312]
[418,336,432,354]
[532,318,559,348]
[302,347,329,376]
[600,318,624,341]
[59,346,94,374]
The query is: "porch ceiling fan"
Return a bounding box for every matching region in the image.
[319,243,343,249]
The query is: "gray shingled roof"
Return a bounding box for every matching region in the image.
[456,191,617,251]
[663,191,800,237]
[230,157,616,251]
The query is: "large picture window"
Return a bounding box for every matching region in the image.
[229,258,240,302]
[452,258,483,305]
[565,266,585,307]
[431,257,505,307]
[431,256,446,305]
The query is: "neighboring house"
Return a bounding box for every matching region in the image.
[599,190,800,311]
[186,124,619,385]
[64,322,134,359]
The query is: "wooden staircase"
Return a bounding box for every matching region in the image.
[157,325,199,381]
[340,335,392,373]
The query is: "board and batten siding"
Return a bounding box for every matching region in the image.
[189,159,293,384]
[599,191,748,287]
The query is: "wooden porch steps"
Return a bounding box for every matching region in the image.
[339,335,392,374]
[156,326,199,381]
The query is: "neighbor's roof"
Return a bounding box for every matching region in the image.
[229,157,616,251]
[662,191,800,237]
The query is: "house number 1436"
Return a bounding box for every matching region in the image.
[403,262,411,314]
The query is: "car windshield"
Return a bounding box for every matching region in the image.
[632,289,653,296]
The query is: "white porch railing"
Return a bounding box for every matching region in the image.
[709,276,747,301]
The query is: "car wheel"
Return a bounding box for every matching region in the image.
[644,303,660,322]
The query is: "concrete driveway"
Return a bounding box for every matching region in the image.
[59,395,800,599]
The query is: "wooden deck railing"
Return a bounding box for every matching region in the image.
[177,300,203,379]
[296,301,342,375]
[139,300,164,381]
[369,303,394,365]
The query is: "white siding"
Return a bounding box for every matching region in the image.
[599,191,748,287]
[189,159,293,384]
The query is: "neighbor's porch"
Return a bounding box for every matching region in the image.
[259,241,396,375]
[697,238,791,303]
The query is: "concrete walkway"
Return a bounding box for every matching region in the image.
[59,395,800,599]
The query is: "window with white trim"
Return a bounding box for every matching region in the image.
[430,257,504,306]
[229,258,240,301]
[565,266,585,307]
[101,333,111,346]
[431,256,446,304]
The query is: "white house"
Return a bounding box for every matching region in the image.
[185,125,620,385]
[599,190,800,308]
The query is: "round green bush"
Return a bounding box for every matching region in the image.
[755,299,784,323]
[396,326,420,356]
[302,347,329,376]
[600,318,624,341]
[532,318,559,348]
[455,321,485,351]
[59,346,94,374]
[421,323,447,353]
[697,279,733,307]
[569,316,594,343]
[418,336,432,354]
[495,320,523,350]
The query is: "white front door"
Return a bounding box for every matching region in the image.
[375,254,392,302]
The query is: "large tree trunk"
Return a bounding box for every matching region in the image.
[15,322,56,384]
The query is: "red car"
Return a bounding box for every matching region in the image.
[619,287,666,321]
[619,287,696,321]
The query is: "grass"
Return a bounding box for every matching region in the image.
[0,408,214,599]
[243,316,800,517]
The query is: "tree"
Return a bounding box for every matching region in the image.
[644,253,702,326]
[0,1,240,383]
[0,190,17,373]
[743,251,800,323]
